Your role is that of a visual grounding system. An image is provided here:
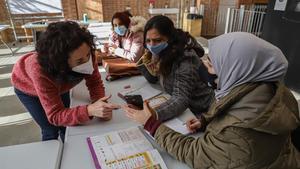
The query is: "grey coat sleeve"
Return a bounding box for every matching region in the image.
[154,56,197,121]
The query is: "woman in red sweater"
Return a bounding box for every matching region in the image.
[11,21,120,141]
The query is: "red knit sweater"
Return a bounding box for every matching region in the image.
[11,52,105,126]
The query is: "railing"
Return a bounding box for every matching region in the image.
[199,4,267,37]
[225,5,267,37]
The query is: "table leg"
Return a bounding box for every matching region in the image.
[32,29,37,45]
[0,34,14,56]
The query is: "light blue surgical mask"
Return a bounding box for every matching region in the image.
[147,42,168,56]
[114,25,127,36]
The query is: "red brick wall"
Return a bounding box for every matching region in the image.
[102,0,180,22]
[238,0,269,7]
[0,0,13,42]
[76,0,103,21]
[0,0,10,24]
[61,0,78,19]
[3,0,252,41]
[197,0,220,36]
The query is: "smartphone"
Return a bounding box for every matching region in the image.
[123,95,143,110]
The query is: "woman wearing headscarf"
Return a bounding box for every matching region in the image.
[123,32,300,168]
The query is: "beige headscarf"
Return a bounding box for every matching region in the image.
[208,32,288,100]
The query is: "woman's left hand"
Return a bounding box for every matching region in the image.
[122,102,153,125]
[186,118,202,133]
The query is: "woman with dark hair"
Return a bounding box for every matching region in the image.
[135,15,214,122]
[99,11,146,62]
[11,21,120,141]
[124,32,300,168]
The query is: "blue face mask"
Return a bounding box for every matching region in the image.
[114,25,127,36]
[147,42,168,56]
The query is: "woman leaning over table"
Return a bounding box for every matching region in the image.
[11,21,120,141]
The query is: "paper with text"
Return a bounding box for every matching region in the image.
[164,118,190,135]
[87,127,168,169]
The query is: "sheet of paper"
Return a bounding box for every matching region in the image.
[274,0,288,11]
[145,150,168,169]
[103,150,168,169]
[120,83,162,101]
[89,127,148,146]
[164,118,190,135]
[87,127,159,169]
[95,140,153,165]
[87,127,169,169]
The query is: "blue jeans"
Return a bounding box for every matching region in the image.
[14,88,70,142]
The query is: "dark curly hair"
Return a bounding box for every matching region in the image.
[144,15,193,77]
[36,21,95,81]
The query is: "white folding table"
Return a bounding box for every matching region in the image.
[60,71,199,169]
[0,140,63,169]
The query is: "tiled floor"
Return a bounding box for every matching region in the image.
[0,44,40,147]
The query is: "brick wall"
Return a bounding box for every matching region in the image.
[197,0,220,37]
[196,0,268,37]
[102,0,180,23]
[61,0,78,19]
[0,0,10,24]
[1,0,181,42]
[76,0,103,21]
[238,0,269,7]
[2,0,269,42]
[0,1,14,42]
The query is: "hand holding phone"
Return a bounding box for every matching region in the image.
[123,95,143,110]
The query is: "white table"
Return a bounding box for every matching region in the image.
[22,20,107,44]
[60,72,194,169]
[0,25,14,55]
[87,22,112,48]
[66,75,151,137]
[0,140,62,169]
[61,128,191,169]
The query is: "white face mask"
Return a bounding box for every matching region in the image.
[72,55,94,75]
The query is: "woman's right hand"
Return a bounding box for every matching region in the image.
[87,95,120,120]
[186,118,202,133]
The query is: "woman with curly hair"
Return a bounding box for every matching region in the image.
[11,21,120,141]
